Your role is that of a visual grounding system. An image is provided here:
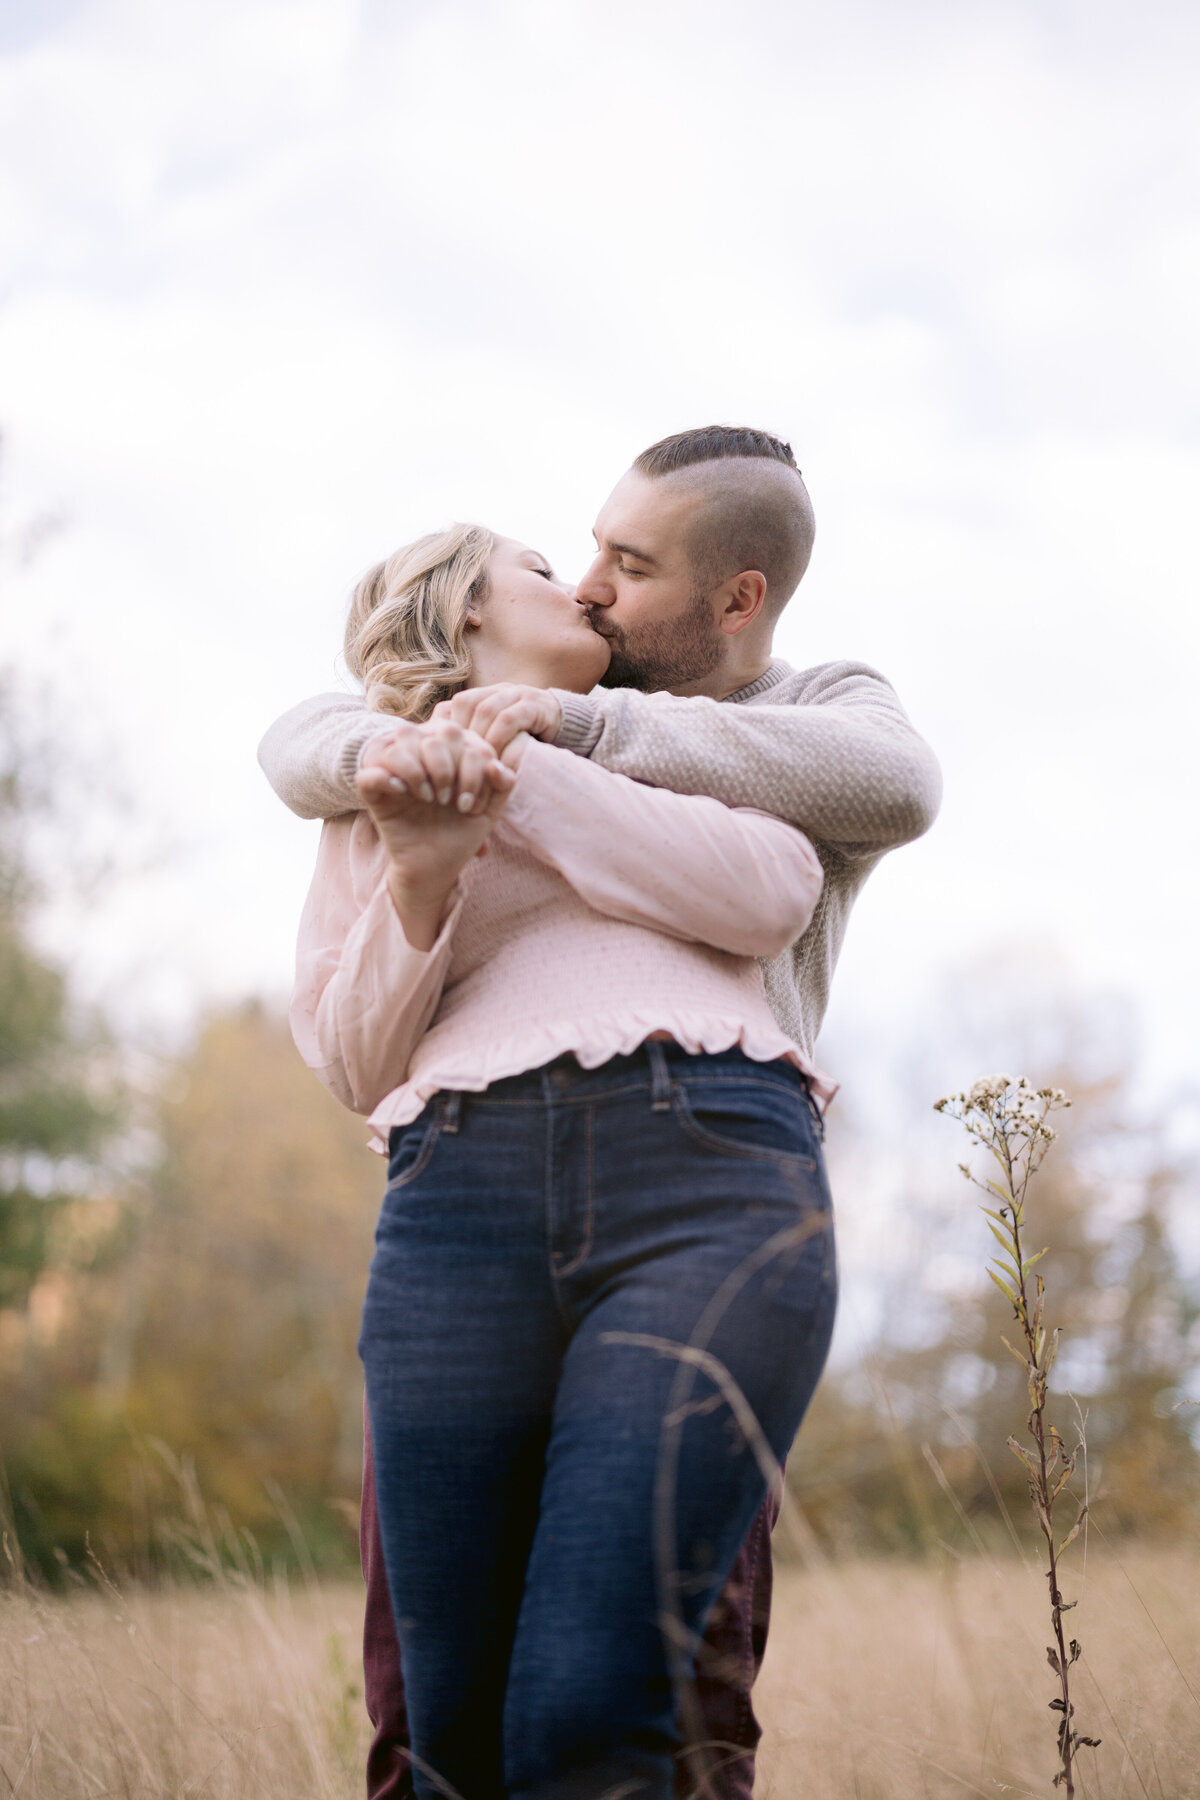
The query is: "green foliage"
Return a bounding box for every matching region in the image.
[0,676,120,1318]
[3,1004,381,1578]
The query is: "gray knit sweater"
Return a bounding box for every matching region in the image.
[258,660,942,1061]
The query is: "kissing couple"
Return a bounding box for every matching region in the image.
[259,423,941,1800]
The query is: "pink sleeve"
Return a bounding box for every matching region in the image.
[289,813,461,1114]
[502,739,824,958]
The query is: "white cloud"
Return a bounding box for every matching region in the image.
[1,0,1196,1088]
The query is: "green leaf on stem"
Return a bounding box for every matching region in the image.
[987,1266,1019,1308]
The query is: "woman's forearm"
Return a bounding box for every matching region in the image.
[503,739,824,958]
[386,868,460,953]
[291,817,460,1115]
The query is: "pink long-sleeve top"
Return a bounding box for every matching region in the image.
[290,738,834,1143]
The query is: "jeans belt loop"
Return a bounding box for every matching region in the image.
[646,1040,672,1113]
[441,1090,463,1135]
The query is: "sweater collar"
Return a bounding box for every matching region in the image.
[724,659,792,705]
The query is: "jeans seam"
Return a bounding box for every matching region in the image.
[552,1102,595,1280]
[544,1095,576,1330]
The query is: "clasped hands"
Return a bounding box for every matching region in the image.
[356,683,563,818]
[354,685,563,947]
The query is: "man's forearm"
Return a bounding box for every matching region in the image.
[258,693,391,820]
[549,664,942,851]
[259,663,942,847]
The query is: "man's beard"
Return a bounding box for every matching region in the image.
[592,588,722,693]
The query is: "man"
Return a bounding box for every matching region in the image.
[258,424,941,1798]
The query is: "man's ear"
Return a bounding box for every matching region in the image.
[718,571,767,636]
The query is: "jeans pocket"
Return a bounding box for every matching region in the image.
[384,1110,442,1193]
[671,1076,818,1169]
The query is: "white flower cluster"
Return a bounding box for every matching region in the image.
[934,1074,1070,1162]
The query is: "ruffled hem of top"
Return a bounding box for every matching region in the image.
[366,1012,838,1145]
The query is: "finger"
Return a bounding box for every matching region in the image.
[453,735,497,814]
[479,776,513,819]
[358,725,413,775]
[484,757,517,793]
[361,738,434,802]
[355,766,394,807]
[417,728,463,805]
[444,686,509,742]
[431,693,478,731]
[483,701,541,752]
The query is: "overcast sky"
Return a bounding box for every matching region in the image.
[2,0,1198,1111]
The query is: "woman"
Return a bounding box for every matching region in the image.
[292,524,837,1800]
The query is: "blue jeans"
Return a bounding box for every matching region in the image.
[359,1042,837,1800]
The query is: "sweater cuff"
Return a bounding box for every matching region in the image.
[342,718,405,787]
[551,690,603,756]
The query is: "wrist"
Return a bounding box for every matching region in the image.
[386,868,456,949]
[550,689,603,756]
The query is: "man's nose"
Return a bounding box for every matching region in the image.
[576,554,614,606]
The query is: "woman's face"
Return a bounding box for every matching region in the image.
[467,538,611,692]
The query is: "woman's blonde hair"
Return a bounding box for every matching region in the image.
[344,523,497,720]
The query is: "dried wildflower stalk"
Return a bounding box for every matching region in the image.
[935,1075,1100,1796]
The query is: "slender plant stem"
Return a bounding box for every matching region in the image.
[936,1076,1097,1796]
[1009,1197,1076,1797]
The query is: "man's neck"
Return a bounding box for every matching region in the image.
[667,650,774,702]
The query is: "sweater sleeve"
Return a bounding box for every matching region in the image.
[502,739,824,959]
[549,661,942,853]
[289,813,460,1114]
[259,693,395,820]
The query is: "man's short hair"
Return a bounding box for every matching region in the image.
[632,424,815,611]
[633,424,801,478]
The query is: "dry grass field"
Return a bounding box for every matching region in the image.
[1,1547,1197,1798]
[755,1549,1200,1798]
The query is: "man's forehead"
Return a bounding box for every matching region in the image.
[592,471,696,551]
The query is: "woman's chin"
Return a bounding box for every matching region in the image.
[585,643,612,690]
[554,643,611,694]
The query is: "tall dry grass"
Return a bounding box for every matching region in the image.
[0,1567,370,1798]
[2,1546,1197,1798]
[757,1547,1200,1799]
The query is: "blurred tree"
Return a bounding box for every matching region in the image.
[4,1001,382,1575]
[788,1056,1200,1556]
[0,672,118,1316]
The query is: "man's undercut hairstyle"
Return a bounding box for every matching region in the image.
[633,424,816,613]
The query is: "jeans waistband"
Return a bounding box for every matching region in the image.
[455,1042,811,1108]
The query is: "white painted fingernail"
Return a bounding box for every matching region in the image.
[388,777,405,792]
[419,783,434,802]
[437,787,452,806]
[458,793,475,812]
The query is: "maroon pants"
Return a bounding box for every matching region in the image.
[360,1405,777,1800]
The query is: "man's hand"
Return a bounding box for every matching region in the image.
[430,685,563,755]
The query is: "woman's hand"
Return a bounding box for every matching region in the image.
[359,716,514,815]
[356,721,517,949]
